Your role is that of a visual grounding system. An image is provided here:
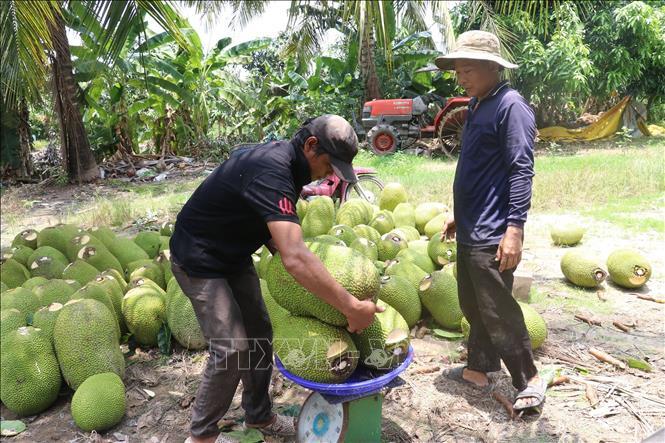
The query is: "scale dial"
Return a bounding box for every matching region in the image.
[296,392,348,443]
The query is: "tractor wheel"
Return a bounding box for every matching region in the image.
[367,125,400,155]
[437,106,467,159]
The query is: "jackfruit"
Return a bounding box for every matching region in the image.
[129,263,165,289]
[167,288,205,350]
[353,224,381,244]
[406,239,429,257]
[377,275,421,328]
[607,249,652,289]
[424,213,449,239]
[93,275,127,332]
[442,262,457,279]
[0,287,40,319]
[353,300,409,370]
[273,315,358,383]
[415,202,446,234]
[159,236,170,252]
[107,237,150,271]
[62,259,99,286]
[260,278,290,325]
[87,226,117,248]
[54,298,125,389]
[1,258,30,288]
[36,226,69,254]
[377,232,408,261]
[134,231,162,258]
[313,235,347,246]
[427,233,457,266]
[101,269,127,292]
[21,276,48,290]
[27,246,68,269]
[78,245,124,275]
[550,224,585,246]
[126,259,155,275]
[384,258,428,291]
[32,303,63,344]
[302,196,336,238]
[374,260,387,274]
[336,199,372,227]
[0,308,26,340]
[12,229,38,249]
[560,250,607,288]
[296,199,308,221]
[328,224,358,246]
[379,183,408,212]
[419,271,462,330]
[350,238,379,261]
[71,372,126,432]
[3,245,34,266]
[396,248,435,274]
[160,221,175,237]
[30,256,66,279]
[390,226,420,242]
[257,247,273,279]
[155,250,173,284]
[66,234,111,263]
[267,243,380,326]
[392,202,416,228]
[1,327,62,416]
[122,287,166,347]
[71,283,121,337]
[165,276,183,309]
[369,210,395,235]
[32,279,76,306]
[128,277,167,301]
[0,281,7,293]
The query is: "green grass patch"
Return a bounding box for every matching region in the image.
[583,193,664,232]
[538,281,615,315]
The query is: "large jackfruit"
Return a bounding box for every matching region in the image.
[266,243,380,326]
[427,233,457,266]
[379,183,408,212]
[29,256,66,279]
[1,327,62,416]
[11,229,39,249]
[106,237,149,271]
[353,224,382,244]
[167,288,205,350]
[302,196,335,238]
[350,238,379,261]
[87,226,117,248]
[560,250,607,288]
[353,300,410,370]
[377,275,421,328]
[607,249,652,289]
[71,372,126,432]
[78,245,124,275]
[93,275,127,333]
[414,202,447,234]
[129,263,165,289]
[32,279,77,306]
[71,283,121,335]
[1,258,30,288]
[396,248,435,274]
[369,210,395,235]
[32,303,63,344]
[26,246,68,267]
[392,202,416,228]
[336,199,372,227]
[65,234,107,263]
[384,258,428,291]
[328,224,358,246]
[377,232,408,261]
[0,308,26,340]
[550,224,585,246]
[0,287,40,319]
[390,226,421,242]
[419,271,463,330]
[134,231,162,258]
[36,226,70,254]
[3,244,34,267]
[122,287,166,347]
[62,259,100,286]
[54,299,125,389]
[160,221,175,237]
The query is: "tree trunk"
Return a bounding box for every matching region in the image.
[49,10,99,183]
[360,31,381,101]
[17,99,34,178]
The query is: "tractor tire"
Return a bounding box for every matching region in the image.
[367,125,400,155]
[437,106,467,158]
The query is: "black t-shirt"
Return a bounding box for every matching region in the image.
[170,140,311,277]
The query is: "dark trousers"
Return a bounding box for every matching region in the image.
[456,243,537,391]
[171,262,274,437]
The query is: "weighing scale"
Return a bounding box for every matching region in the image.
[275,345,414,443]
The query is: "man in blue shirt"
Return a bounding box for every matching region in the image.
[436,31,545,411]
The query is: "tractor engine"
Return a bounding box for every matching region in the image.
[361,96,430,154]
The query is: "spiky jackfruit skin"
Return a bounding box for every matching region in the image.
[302,196,336,238]
[127,278,166,302]
[0,281,7,293]
[0,309,26,340]
[260,279,290,325]
[1,327,62,416]
[27,245,69,272]
[390,226,421,242]
[62,260,100,286]
[159,236,170,253]
[65,234,108,263]
[396,248,436,274]
[126,259,155,275]
[167,289,205,350]
[106,238,150,271]
[407,239,429,257]
[392,202,416,228]
[87,226,117,248]
[369,210,395,235]
[423,213,449,239]
[312,235,346,246]
[377,233,408,262]
[353,224,382,244]
[160,221,175,237]
[134,231,162,259]
[336,200,373,227]
[12,229,39,249]
[21,276,48,290]
[353,301,409,370]
[129,263,165,289]
[0,287,40,319]
[32,303,63,344]
[379,183,408,212]
[29,256,66,279]
[415,202,446,234]
[78,245,124,275]
[122,288,166,347]
[256,247,273,280]
[427,233,457,267]
[561,250,607,288]
[273,315,358,383]
[155,251,173,285]
[419,271,462,330]
[606,249,652,289]
[71,372,126,432]
[32,279,76,306]
[328,224,358,246]
[36,226,70,254]
[1,258,30,288]
[54,299,125,390]
[350,238,379,261]
[101,269,127,292]
[384,259,428,291]
[267,243,380,326]
[165,276,183,310]
[377,275,421,329]
[4,245,34,266]
[93,275,127,333]
[71,283,121,337]
[550,224,585,246]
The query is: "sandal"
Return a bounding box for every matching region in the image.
[444,366,491,390]
[513,377,547,412]
[244,413,296,437]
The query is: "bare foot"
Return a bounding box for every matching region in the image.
[514,375,543,409]
[462,368,489,387]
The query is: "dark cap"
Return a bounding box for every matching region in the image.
[303,114,359,183]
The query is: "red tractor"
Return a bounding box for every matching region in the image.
[359,94,470,157]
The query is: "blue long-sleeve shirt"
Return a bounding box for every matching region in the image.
[453,81,536,246]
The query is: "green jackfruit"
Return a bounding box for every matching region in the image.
[257,247,273,279]
[392,202,416,228]
[296,199,308,221]
[427,233,457,266]
[302,196,335,238]
[312,235,347,246]
[442,262,457,279]
[155,250,173,284]
[390,226,420,242]
[128,277,166,301]
[0,287,40,319]
[78,245,124,275]
[560,250,607,288]
[159,236,170,252]
[273,315,358,383]
[419,271,462,330]
[101,269,127,292]
[384,258,428,291]
[134,231,162,258]
[0,281,7,293]
[27,246,68,269]
[62,259,100,286]
[396,248,435,274]
[267,243,380,326]
[415,202,446,234]
[167,288,205,350]
[260,279,290,325]
[328,224,358,246]
[65,234,101,262]
[374,260,387,274]
[92,275,127,333]
[71,372,126,432]
[0,308,26,340]
[87,226,117,248]
[377,275,421,328]
[377,232,408,261]
[1,327,62,416]
[106,237,150,271]
[54,299,125,389]
[71,283,121,336]
[12,229,38,249]
[1,258,30,288]
[353,300,409,370]
[29,256,66,279]
[32,303,63,344]
[165,276,183,310]
[550,224,585,246]
[369,210,395,235]
[607,249,652,289]
[21,276,48,290]
[129,263,165,289]
[122,287,166,347]
[353,224,381,244]
[350,238,379,261]
[32,279,76,306]
[3,245,34,266]
[126,259,155,275]
[160,221,175,237]
[379,183,408,212]
[424,213,449,239]
[36,226,69,254]
[336,199,372,227]
[406,239,429,257]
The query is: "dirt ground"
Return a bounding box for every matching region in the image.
[1,183,664,442]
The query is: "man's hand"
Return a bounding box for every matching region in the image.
[441,216,456,241]
[343,299,384,334]
[265,239,278,255]
[496,225,523,272]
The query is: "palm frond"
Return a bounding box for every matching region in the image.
[429,0,456,53]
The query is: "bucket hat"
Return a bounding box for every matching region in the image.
[435,30,518,70]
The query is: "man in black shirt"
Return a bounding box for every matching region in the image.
[171,115,381,443]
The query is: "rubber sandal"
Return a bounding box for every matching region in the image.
[444,366,491,390]
[513,377,547,412]
[244,413,296,437]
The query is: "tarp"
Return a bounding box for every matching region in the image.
[537,96,651,142]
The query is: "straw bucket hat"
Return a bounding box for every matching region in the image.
[435,30,518,70]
